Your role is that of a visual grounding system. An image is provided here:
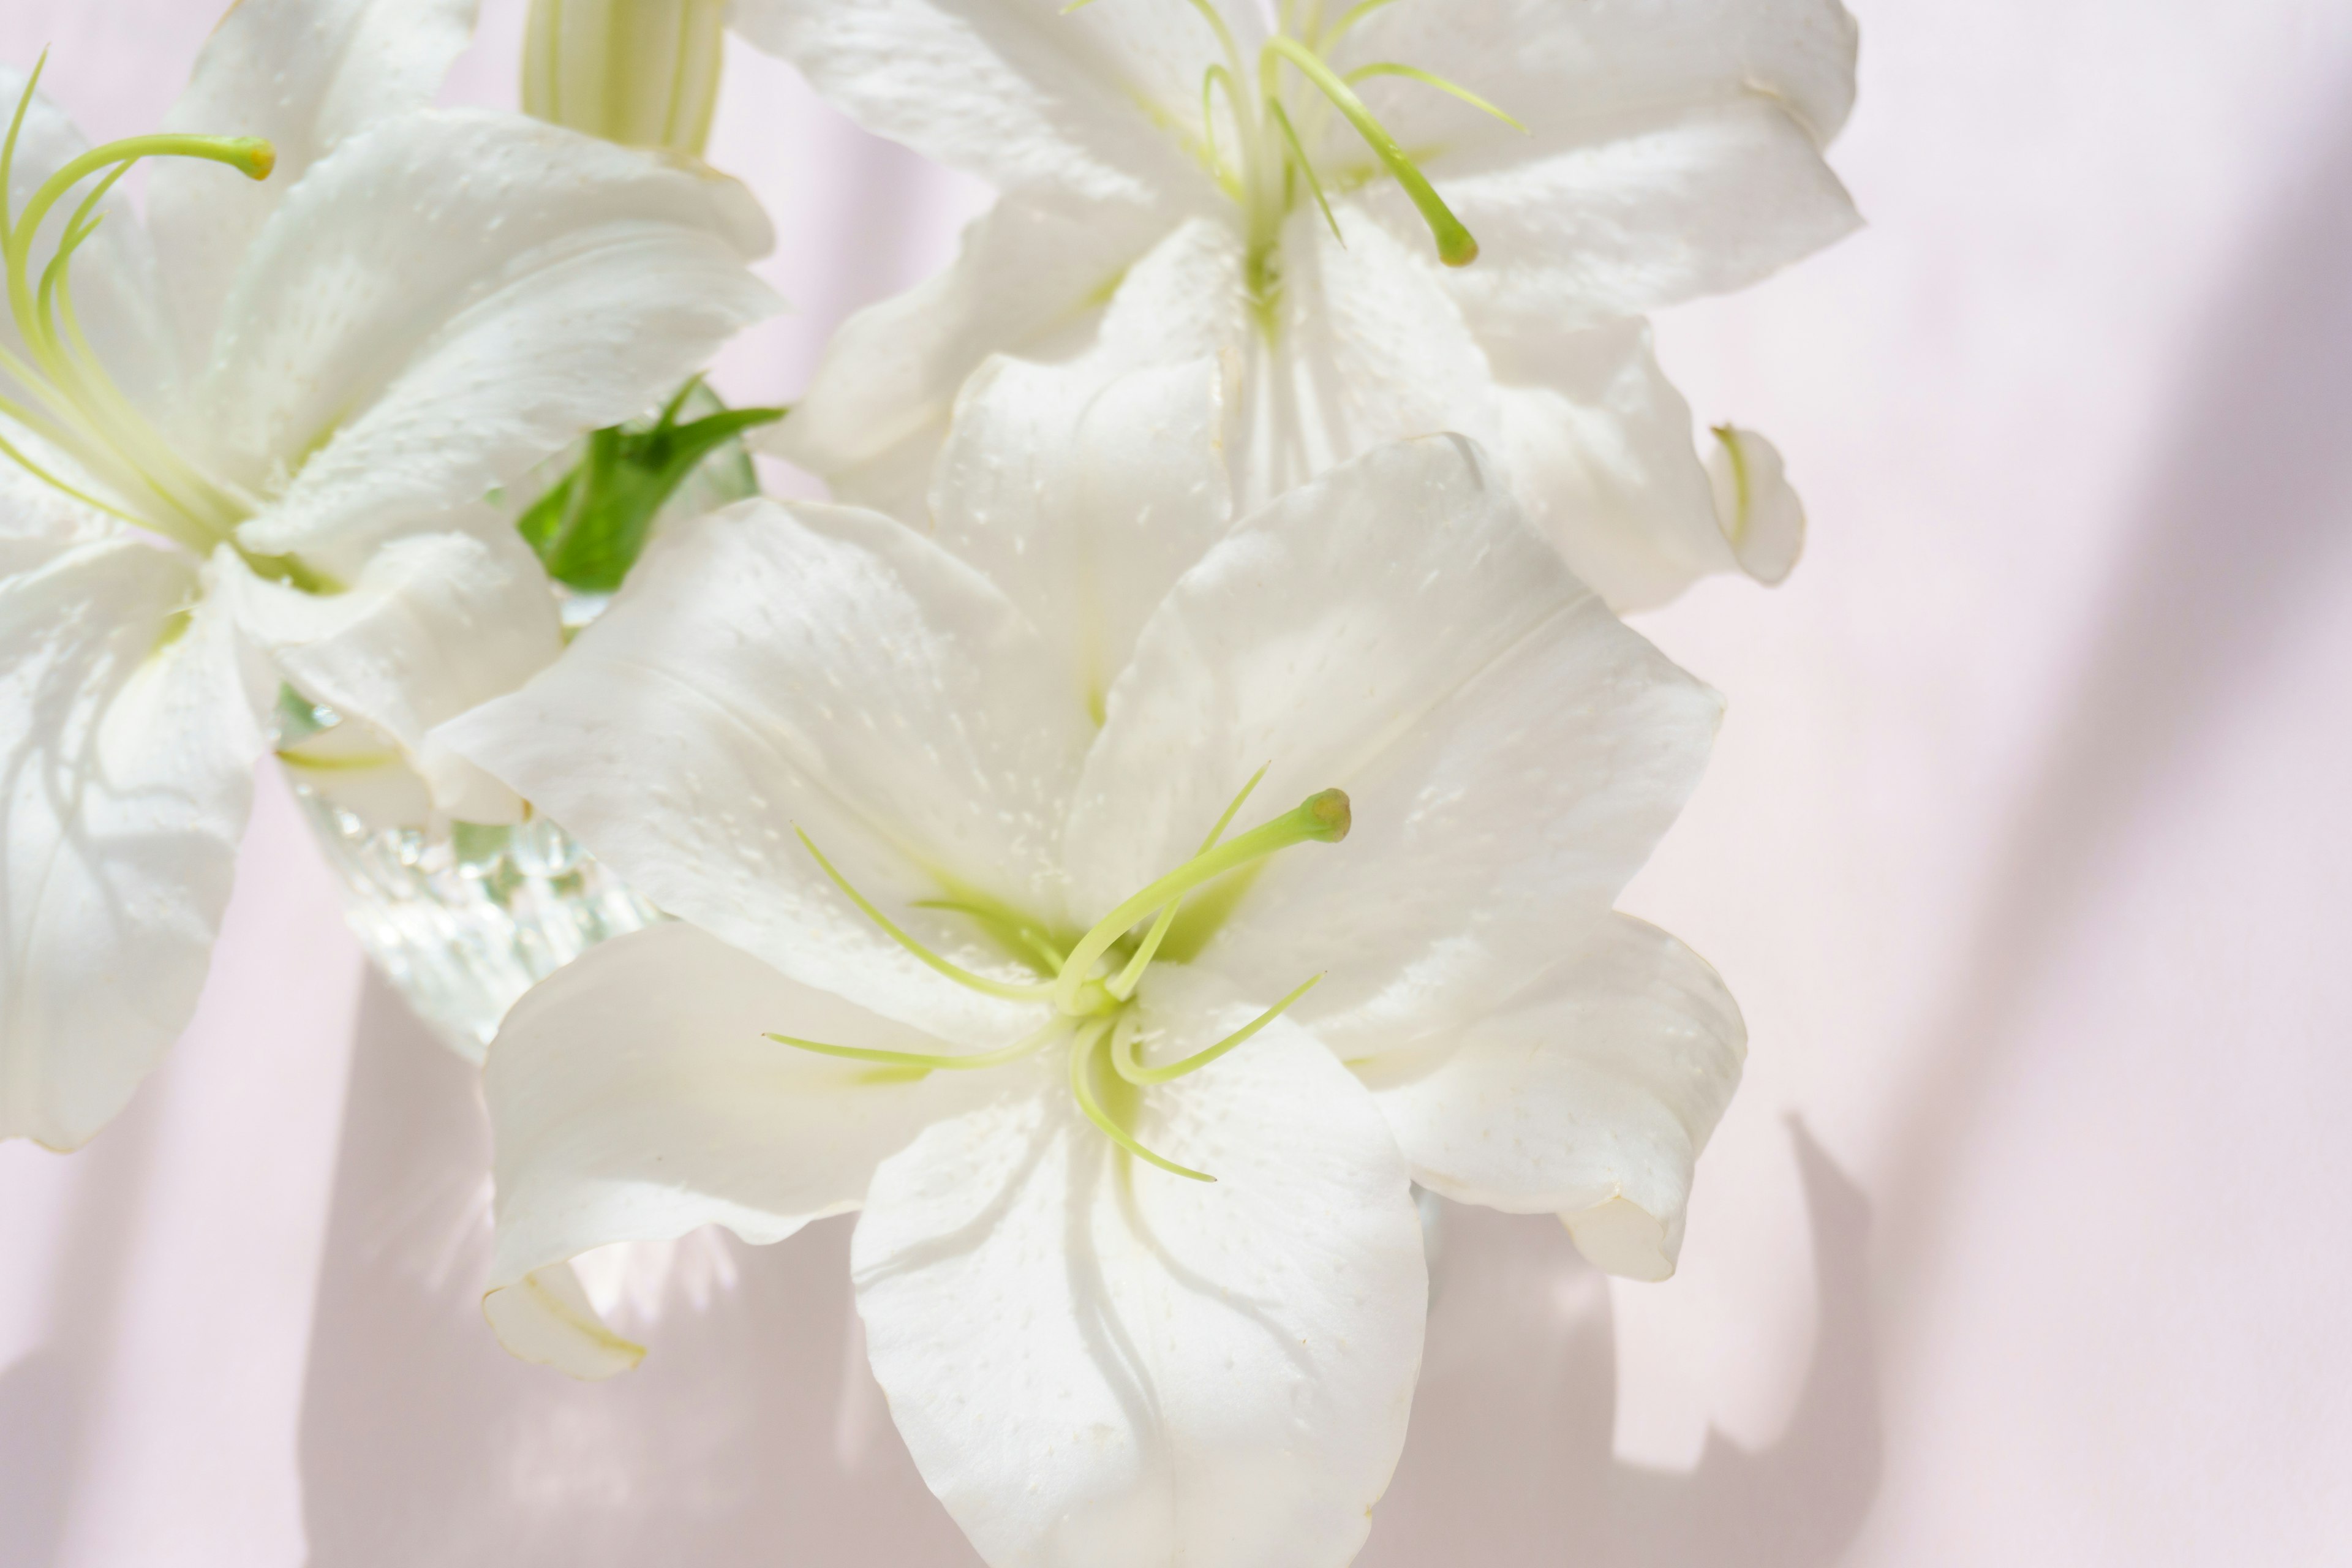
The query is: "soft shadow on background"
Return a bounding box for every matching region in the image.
[296,981,1877,1566]
[0,1093,160,1568]
[1365,1126,1877,1568]
[1884,69,2352,1291]
[296,976,981,1566]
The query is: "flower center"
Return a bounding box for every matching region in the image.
[1071,0,1523,312]
[0,60,273,557]
[766,769,1351,1180]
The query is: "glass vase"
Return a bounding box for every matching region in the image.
[283,386,757,1058]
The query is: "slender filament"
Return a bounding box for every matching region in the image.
[1070,1019,1216,1182]
[1110,973,1321,1087]
[1264,36,1479,265]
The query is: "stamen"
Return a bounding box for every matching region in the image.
[1264,36,1479,266]
[0,64,274,548]
[1054,787,1348,1016]
[1198,64,1247,197]
[1109,762,1267,1001]
[1110,972,1321,1087]
[766,1014,1071,1074]
[1265,97,1343,244]
[1343,62,1528,134]
[796,828,1057,1001]
[1069,1018,1216,1182]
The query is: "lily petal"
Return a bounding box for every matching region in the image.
[217,518,563,823]
[1384,97,1862,333]
[1329,0,1859,162]
[206,110,778,576]
[728,0,1229,206]
[1707,422,1806,586]
[1,505,259,1148]
[932,351,1235,722]
[1071,435,1718,1057]
[148,0,480,361]
[1488,317,1735,612]
[439,498,1092,1048]
[1357,915,1744,1281]
[1242,206,1500,506]
[854,971,1424,1568]
[481,920,991,1378]
[771,190,1188,519]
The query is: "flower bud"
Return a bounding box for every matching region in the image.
[522,0,726,160]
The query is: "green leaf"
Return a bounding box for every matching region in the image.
[515,379,785,594]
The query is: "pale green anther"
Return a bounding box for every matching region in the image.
[523,0,728,160]
[0,61,273,552]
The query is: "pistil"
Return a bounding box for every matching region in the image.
[773,783,1352,1178]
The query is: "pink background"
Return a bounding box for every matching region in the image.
[4,1,2350,1562]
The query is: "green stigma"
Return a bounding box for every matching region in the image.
[768,775,1346,1180]
[0,57,273,553]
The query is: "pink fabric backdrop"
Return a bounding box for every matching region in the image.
[2,2,2348,1562]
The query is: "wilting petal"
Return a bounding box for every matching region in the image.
[932,352,1234,721]
[439,499,1091,1047]
[217,519,562,822]
[1071,435,1718,1057]
[0,508,259,1148]
[482,920,995,1377]
[1357,915,1744,1281]
[728,0,1227,206]
[148,0,480,361]
[772,189,1175,517]
[1488,318,1732,612]
[206,110,778,575]
[1707,423,1806,586]
[854,974,1424,1568]
[0,68,179,420]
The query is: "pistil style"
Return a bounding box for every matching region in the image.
[769,782,1351,1177]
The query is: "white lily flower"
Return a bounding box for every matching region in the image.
[0,0,779,1149]
[736,0,1856,610]
[440,358,1742,1564]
